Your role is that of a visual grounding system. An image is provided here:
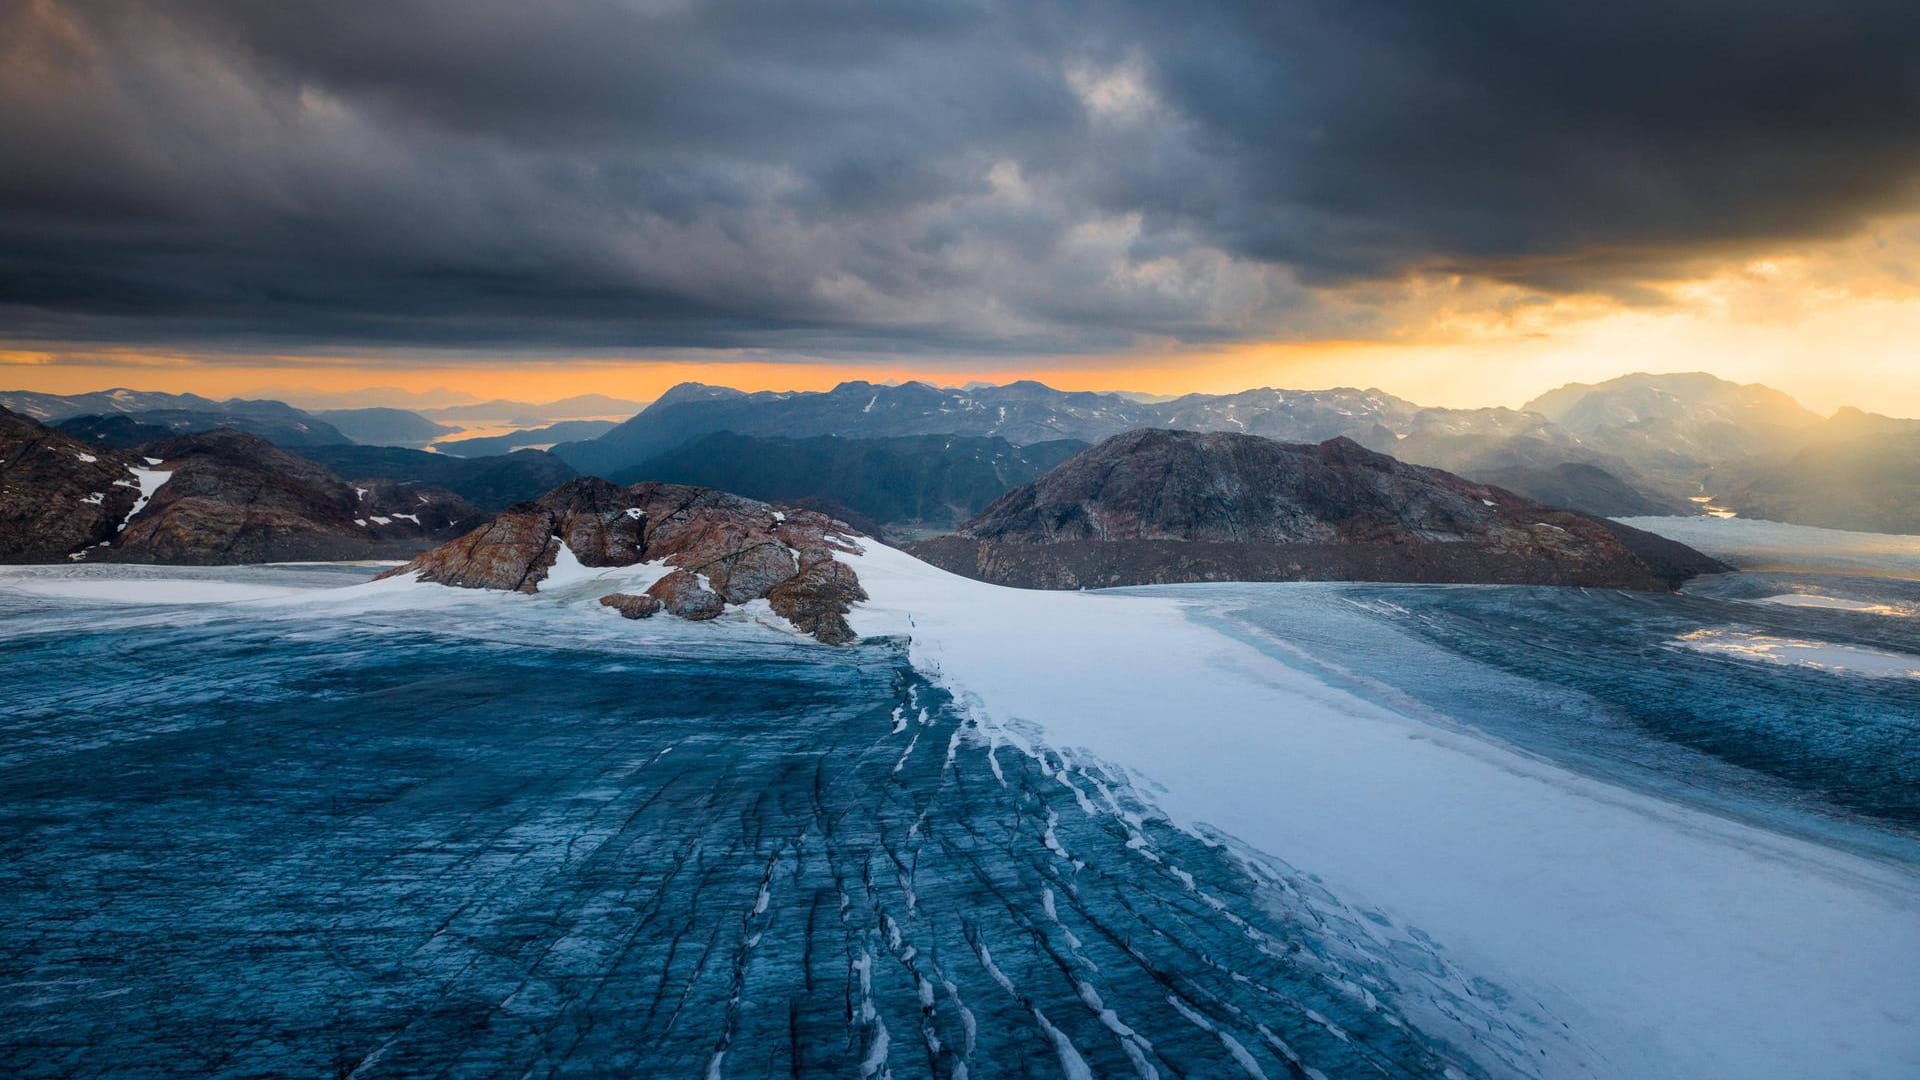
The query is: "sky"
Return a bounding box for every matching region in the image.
[3,0,1919,414]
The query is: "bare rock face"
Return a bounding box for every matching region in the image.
[767,559,868,645]
[385,478,868,642]
[910,429,1728,591]
[111,430,421,565]
[399,509,560,592]
[390,477,637,590]
[0,406,141,562]
[645,570,726,620]
[598,592,663,619]
[1,412,479,565]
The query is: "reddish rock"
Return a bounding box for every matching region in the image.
[386,477,870,640]
[646,569,725,620]
[598,592,663,619]
[390,510,559,592]
[767,559,868,645]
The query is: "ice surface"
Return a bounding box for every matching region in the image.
[5,539,1917,1079]
[0,592,1508,1079]
[841,539,1920,1080]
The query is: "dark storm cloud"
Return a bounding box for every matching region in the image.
[2,0,1917,355]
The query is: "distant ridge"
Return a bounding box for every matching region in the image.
[908,429,1728,590]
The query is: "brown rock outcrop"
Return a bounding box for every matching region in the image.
[767,559,868,645]
[598,592,663,619]
[645,570,726,620]
[384,479,868,642]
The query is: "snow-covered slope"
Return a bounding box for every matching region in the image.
[841,539,1920,1080]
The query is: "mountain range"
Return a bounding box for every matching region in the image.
[552,372,1917,534]
[6,371,1916,539]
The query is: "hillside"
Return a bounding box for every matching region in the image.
[909,429,1726,590]
[609,431,1087,531]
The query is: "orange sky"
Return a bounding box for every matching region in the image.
[6,215,1920,416]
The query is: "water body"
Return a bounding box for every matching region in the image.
[0,569,1533,1079]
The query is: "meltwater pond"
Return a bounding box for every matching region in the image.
[0,567,1540,1080]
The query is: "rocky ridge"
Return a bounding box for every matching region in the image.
[382,478,869,643]
[3,408,477,565]
[0,406,146,562]
[109,430,472,564]
[908,428,1728,591]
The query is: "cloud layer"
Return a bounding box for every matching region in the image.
[3,0,1917,356]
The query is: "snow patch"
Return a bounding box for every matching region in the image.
[117,466,172,532]
[1673,628,1920,678]
[1754,593,1910,616]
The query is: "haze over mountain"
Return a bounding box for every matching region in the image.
[311,408,459,448]
[434,420,621,458]
[422,395,648,425]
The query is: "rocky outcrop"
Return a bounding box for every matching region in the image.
[108,430,470,565]
[2,412,475,565]
[384,479,868,642]
[598,592,663,619]
[0,406,144,562]
[646,570,726,620]
[908,429,1728,591]
[767,559,867,644]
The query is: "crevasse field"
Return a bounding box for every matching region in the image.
[1,519,1916,1079]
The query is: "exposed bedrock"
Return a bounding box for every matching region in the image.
[384,478,868,642]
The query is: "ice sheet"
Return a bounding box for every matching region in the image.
[841,539,1920,1080]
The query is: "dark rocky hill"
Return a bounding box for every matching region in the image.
[0,406,145,562]
[56,406,350,448]
[109,430,474,564]
[908,429,1726,590]
[296,445,577,510]
[53,413,178,448]
[610,432,1088,531]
